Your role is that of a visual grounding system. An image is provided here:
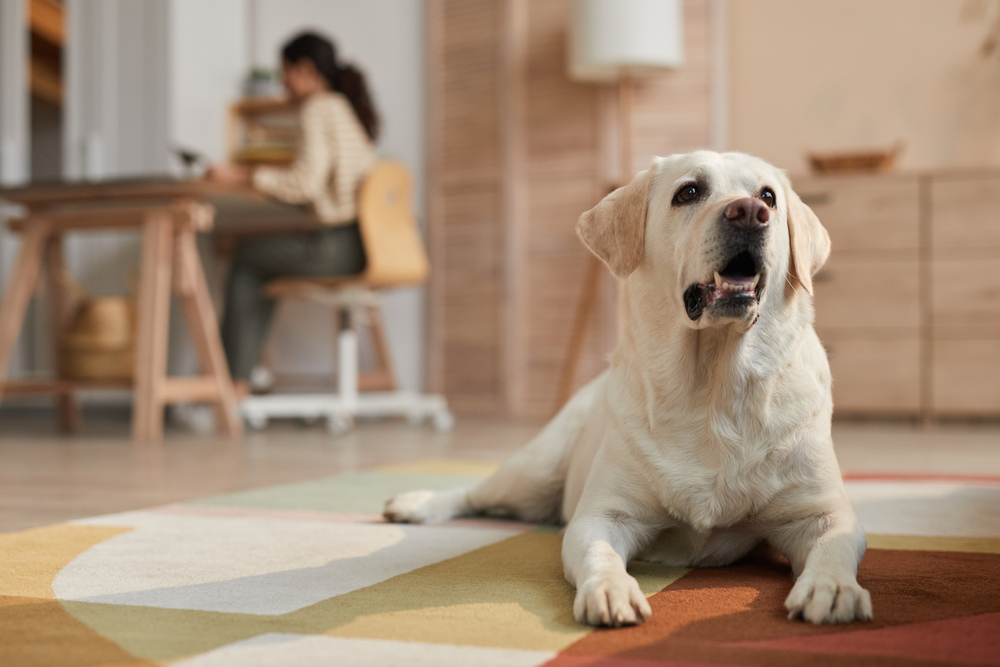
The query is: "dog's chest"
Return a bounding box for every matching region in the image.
[648,426,792,531]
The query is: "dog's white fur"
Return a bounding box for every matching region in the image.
[385,152,872,627]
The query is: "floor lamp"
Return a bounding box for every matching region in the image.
[557,0,684,407]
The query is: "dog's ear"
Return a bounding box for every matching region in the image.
[576,167,654,278]
[783,179,831,295]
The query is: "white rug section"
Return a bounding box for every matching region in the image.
[55,511,525,615]
[846,481,1000,538]
[173,634,556,667]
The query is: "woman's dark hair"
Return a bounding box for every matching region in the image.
[282,32,380,142]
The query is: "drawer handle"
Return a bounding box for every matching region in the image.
[799,193,830,207]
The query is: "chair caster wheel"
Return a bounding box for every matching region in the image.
[326,413,354,437]
[245,413,268,431]
[432,410,455,433]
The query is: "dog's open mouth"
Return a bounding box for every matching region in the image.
[684,251,765,321]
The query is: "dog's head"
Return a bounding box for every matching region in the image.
[577,151,830,332]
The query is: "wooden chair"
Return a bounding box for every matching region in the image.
[239,160,453,435]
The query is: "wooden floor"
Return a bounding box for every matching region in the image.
[1,406,998,534]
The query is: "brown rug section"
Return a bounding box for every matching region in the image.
[0,596,157,667]
[731,612,1000,665]
[544,549,1000,667]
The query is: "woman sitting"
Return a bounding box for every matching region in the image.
[208,32,379,391]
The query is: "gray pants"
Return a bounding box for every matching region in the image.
[221,223,366,381]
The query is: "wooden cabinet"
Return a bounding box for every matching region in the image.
[797,174,923,416]
[813,256,921,331]
[930,176,1000,251]
[795,170,1000,418]
[798,175,920,253]
[932,334,1000,416]
[931,258,1000,328]
[929,175,1000,416]
[818,332,922,414]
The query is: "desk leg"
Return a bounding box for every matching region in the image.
[0,222,50,404]
[133,213,174,443]
[175,228,243,438]
[46,234,78,433]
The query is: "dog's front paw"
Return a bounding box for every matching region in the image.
[574,573,652,627]
[383,488,467,524]
[785,571,872,623]
[383,490,438,523]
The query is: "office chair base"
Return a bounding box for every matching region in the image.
[240,390,454,437]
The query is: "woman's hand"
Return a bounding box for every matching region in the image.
[206,163,253,185]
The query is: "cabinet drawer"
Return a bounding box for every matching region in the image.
[814,256,921,330]
[932,338,1000,416]
[795,176,919,252]
[820,335,921,415]
[931,176,1000,251]
[931,257,1000,327]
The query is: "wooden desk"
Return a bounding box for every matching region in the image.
[0,178,317,442]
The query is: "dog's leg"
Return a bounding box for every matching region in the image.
[768,510,872,624]
[562,513,659,627]
[383,372,607,524]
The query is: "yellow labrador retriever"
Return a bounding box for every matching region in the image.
[385,151,872,627]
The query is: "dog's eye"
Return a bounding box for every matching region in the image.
[760,187,776,208]
[673,183,700,206]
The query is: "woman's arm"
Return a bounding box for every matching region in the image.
[205,163,253,185]
[252,98,332,203]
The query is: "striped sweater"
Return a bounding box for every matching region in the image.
[253,91,377,225]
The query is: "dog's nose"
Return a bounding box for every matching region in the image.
[724,197,770,231]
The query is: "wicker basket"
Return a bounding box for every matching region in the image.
[808,144,903,175]
[59,297,136,381]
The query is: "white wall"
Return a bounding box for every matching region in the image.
[250,0,428,392]
[166,0,248,376]
[169,0,247,165]
[728,0,1000,172]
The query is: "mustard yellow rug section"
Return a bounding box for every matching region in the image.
[325,530,686,652]
[0,523,132,600]
[866,534,1000,553]
[0,523,153,667]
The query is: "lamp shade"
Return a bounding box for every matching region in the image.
[569,0,684,82]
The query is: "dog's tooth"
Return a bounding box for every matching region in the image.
[714,272,722,289]
[753,273,761,288]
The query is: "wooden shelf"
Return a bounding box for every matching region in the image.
[29,0,64,46]
[29,55,62,105]
[231,97,293,114]
[2,378,132,395]
[28,0,64,106]
[3,375,227,404]
[227,98,300,166]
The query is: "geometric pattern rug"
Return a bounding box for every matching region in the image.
[2,459,999,666]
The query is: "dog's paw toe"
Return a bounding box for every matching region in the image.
[383,490,438,524]
[574,574,652,628]
[384,488,468,524]
[785,572,872,624]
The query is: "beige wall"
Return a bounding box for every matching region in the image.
[728,0,1000,172]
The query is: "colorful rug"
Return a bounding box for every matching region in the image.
[2,459,999,666]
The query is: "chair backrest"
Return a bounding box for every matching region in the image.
[356,160,429,288]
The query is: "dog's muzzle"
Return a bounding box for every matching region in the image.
[685,198,770,322]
